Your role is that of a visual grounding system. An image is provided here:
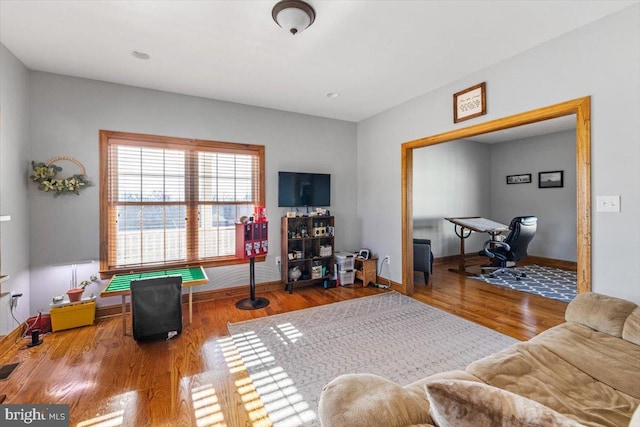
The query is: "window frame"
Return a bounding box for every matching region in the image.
[99,130,265,277]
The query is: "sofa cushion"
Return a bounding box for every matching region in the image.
[318,373,434,427]
[531,322,640,399]
[425,379,583,427]
[467,338,639,427]
[623,307,640,346]
[565,292,637,337]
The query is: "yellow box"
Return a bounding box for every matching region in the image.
[50,301,96,332]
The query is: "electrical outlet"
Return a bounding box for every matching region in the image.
[275,256,281,266]
[383,255,390,265]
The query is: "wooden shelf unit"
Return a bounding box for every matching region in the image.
[281,215,335,294]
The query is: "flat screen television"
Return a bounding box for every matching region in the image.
[278,172,330,207]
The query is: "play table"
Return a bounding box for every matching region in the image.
[101,266,208,335]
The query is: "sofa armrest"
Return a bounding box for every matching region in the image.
[565,292,637,337]
[318,373,434,427]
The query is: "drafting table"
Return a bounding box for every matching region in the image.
[445,217,510,275]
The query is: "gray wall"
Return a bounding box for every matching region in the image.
[358,5,640,303]
[27,72,358,313]
[1,3,639,327]
[413,140,491,257]
[490,130,576,261]
[413,130,576,262]
[0,45,31,335]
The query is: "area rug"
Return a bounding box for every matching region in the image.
[226,291,518,427]
[470,264,577,303]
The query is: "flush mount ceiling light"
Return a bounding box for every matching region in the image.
[272,0,316,35]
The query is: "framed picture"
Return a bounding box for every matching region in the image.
[453,82,486,123]
[538,171,563,188]
[506,173,531,185]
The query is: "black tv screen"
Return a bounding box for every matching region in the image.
[278,172,331,207]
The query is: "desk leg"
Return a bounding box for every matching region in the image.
[121,295,127,336]
[448,225,477,276]
[189,287,193,324]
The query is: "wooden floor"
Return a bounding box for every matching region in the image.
[0,260,568,427]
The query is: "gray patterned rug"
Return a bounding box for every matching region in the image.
[226,291,518,427]
[470,264,577,303]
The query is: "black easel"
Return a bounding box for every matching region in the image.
[236,257,269,310]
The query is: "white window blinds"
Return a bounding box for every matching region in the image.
[100,131,264,274]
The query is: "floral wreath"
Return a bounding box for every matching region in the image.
[30,156,90,196]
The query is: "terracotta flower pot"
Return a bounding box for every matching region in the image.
[66,288,84,302]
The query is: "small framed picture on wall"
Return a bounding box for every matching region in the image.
[506,174,531,185]
[538,171,563,188]
[453,82,486,123]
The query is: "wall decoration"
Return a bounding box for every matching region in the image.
[453,82,486,123]
[506,173,531,184]
[538,171,563,188]
[30,156,90,196]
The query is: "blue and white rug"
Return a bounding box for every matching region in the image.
[471,264,577,303]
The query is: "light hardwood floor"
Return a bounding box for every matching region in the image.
[0,260,567,426]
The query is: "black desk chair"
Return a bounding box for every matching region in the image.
[479,216,537,280]
[413,239,434,284]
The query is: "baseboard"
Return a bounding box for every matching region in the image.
[374,275,404,293]
[525,256,577,271]
[96,280,283,319]
[434,254,576,271]
[433,254,471,265]
[0,322,24,348]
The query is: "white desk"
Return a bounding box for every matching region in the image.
[445,217,509,275]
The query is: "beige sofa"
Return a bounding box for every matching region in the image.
[318,292,640,427]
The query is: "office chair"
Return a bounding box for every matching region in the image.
[413,238,434,284]
[479,216,537,280]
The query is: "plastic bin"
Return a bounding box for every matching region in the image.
[320,245,332,257]
[50,301,96,332]
[335,252,355,270]
[339,269,355,286]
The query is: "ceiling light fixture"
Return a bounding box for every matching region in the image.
[272,0,316,35]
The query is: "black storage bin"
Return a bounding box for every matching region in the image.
[131,276,183,342]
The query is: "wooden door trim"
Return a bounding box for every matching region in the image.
[401,97,591,295]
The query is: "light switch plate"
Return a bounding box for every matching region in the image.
[596,195,620,212]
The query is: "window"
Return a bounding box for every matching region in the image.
[100,130,265,275]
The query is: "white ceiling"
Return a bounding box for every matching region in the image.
[0,0,637,122]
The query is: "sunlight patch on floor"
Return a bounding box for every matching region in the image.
[77,409,125,427]
[272,322,303,344]
[218,336,270,425]
[192,383,225,427]
[77,390,139,427]
[228,328,317,426]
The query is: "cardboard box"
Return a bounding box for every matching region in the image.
[50,301,96,332]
